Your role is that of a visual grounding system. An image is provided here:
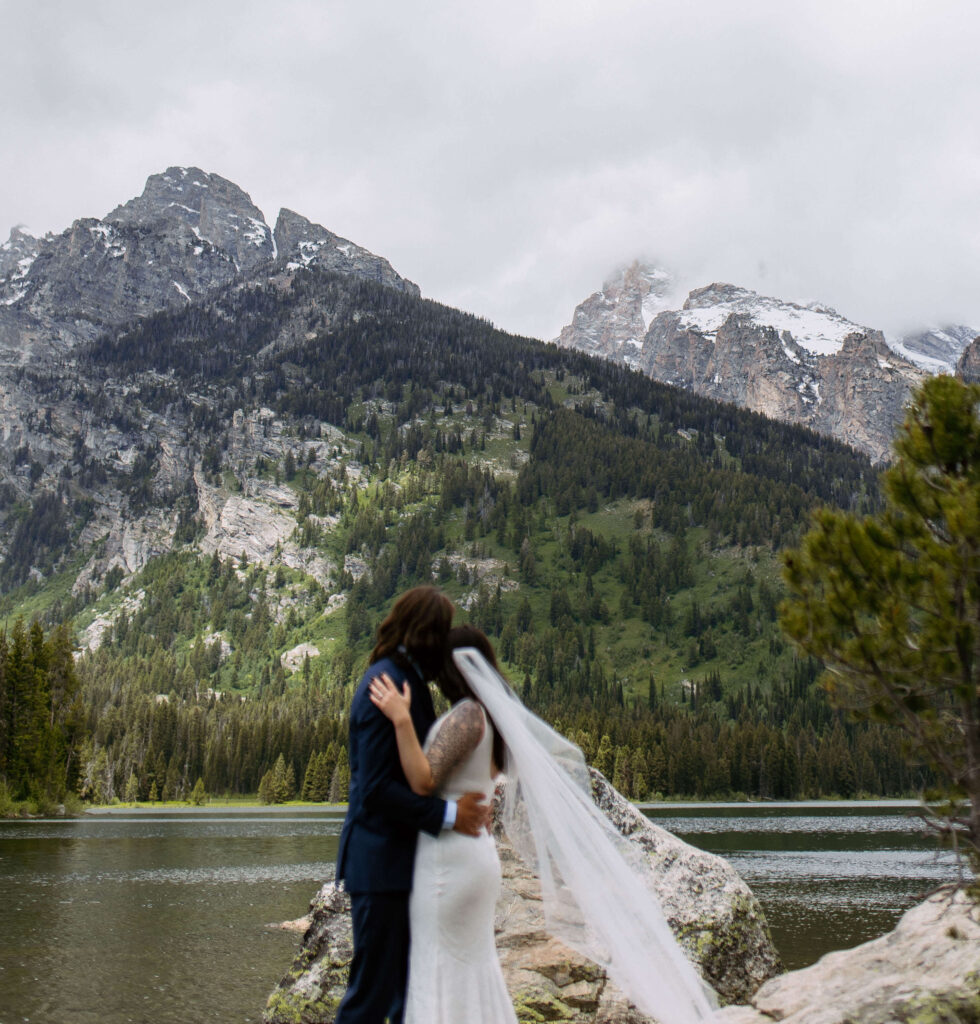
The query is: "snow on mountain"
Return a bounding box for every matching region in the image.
[0,226,48,305]
[555,262,928,461]
[888,325,978,375]
[677,284,869,358]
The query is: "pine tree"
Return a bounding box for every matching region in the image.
[270,753,294,803]
[594,734,614,779]
[258,769,274,804]
[612,746,632,797]
[783,375,980,862]
[328,747,350,803]
[301,753,318,801]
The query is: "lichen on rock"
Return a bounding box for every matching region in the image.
[713,887,980,1024]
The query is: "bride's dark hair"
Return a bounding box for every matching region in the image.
[439,624,507,771]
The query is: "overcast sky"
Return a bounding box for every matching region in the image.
[3,0,979,339]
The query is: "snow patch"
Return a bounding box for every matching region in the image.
[244,216,270,248]
[172,281,190,301]
[89,222,126,258]
[888,341,951,374]
[677,288,868,357]
[780,340,802,365]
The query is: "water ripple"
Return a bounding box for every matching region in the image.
[6,861,336,888]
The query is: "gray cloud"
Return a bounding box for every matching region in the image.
[3,0,979,340]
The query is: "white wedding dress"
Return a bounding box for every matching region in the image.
[405,699,518,1024]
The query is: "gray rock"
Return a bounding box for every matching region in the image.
[273,208,420,296]
[264,771,781,1024]
[0,226,47,305]
[18,167,273,329]
[555,261,675,360]
[587,769,780,1003]
[956,336,980,385]
[712,887,980,1024]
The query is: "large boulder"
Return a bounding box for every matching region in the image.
[714,887,979,1024]
[264,771,781,1023]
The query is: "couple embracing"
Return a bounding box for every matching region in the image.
[335,586,716,1024]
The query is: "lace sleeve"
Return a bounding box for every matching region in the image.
[426,699,485,790]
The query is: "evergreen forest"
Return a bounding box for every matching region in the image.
[0,268,930,809]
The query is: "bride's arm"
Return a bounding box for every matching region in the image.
[369,675,484,796]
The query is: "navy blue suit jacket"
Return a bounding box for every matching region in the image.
[336,654,447,893]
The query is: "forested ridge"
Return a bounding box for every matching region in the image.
[2,267,922,810]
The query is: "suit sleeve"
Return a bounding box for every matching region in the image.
[359,699,447,837]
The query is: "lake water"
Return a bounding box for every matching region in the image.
[0,804,960,1024]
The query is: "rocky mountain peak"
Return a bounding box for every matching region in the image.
[106,165,275,272]
[555,259,674,359]
[682,282,751,309]
[0,166,422,343]
[273,208,420,296]
[0,227,47,305]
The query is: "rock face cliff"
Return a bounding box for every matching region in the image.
[264,771,781,1024]
[14,168,274,328]
[555,265,937,462]
[956,336,980,385]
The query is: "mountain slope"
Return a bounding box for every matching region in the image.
[889,324,978,375]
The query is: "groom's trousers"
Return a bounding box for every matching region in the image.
[335,891,410,1024]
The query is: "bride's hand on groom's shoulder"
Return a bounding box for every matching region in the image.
[369,673,412,725]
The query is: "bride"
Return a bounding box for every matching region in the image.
[369,625,716,1024]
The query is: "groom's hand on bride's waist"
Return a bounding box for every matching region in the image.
[452,791,490,837]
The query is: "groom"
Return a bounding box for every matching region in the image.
[335,586,489,1024]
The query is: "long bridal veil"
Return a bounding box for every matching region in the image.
[454,647,718,1024]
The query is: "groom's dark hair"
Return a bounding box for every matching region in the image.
[370,586,454,668]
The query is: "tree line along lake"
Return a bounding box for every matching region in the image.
[0,802,959,1024]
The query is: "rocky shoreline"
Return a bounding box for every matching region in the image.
[264,770,782,1023]
[264,772,978,1024]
